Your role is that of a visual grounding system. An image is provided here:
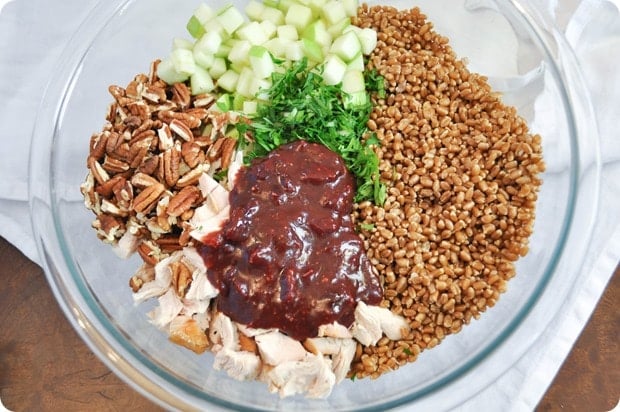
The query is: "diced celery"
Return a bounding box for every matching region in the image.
[209,57,228,79]
[285,4,313,31]
[342,0,359,17]
[341,69,365,93]
[191,65,216,94]
[237,21,269,45]
[233,93,246,111]
[193,48,215,68]
[157,57,190,84]
[322,54,347,85]
[321,0,347,26]
[302,38,324,63]
[215,43,232,58]
[356,27,377,55]
[245,0,266,21]
[186,15,205,39]
[260,6,285,25]
[343,91,368,108]
[171,48,196,76]
[195,30,223,55]
[249,45,275,79]
[262,0,280,9]
[276,0,296,12]
[347,51,365,71]
[303,20,332,48]
[193,3,214,24]
[327,17,351,37]
[216,5,245,35]
[243,100,258,115]
[308,0,327,18]
[217,70,240,92]
[253,78,272,100]
[260,20,277,39]
[228,39,252,64]
[216,93,233,111]
[173,37,194,50]
[330,30,361,62]
[285,40,305,61]
[264,37,288,57]
[236,67,255,97]
[277,24,298,41]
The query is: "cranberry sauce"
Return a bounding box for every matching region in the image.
[198,140,382,340]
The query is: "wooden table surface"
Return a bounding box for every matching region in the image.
[0,236,618,411]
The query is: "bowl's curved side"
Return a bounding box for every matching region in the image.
[28,0,601,410]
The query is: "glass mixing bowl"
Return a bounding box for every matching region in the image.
[29,0,600,410]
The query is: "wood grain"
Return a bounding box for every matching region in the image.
[0,236,617,411]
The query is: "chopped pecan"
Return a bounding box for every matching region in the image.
[181,141,204,169]
[133,182,165,214]
[157,124,174,151]
[142,85,167,103]
[161,147,181,187]
[176,165,206,188]
[128,137,152,169]
[95,174,126,198]
[131,172,160,189]
[172,83,191,108]
[207,136,225,161]
[185,108,209,121]
[168,186,202,217]
[148,59,161,84]
[93,214,123,242]
[112,178,133,208]
[104,131,124,155]
[138,155,159,175]
[127,101,150,120]
[193,94,216,108]
[101,198,129,217]
[108,85,126,101]
[220,137,238,170]
[155,235,183,253]
[158,110,201,129]
[89,133,108,161]
[88,157,110,184]
[178,221,193,247]
[170,260,192,297]
[124,115,142,129]
[137,241,160,265]
[102,155,130,174]
[125,80,142,99]
[129,263,156,292]
[170,118,194,142]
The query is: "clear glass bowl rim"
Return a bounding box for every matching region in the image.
[28,0,601,410]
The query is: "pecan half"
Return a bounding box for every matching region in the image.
[161,147,181,187]
[170,260,192,297]
[137,241,160,265]
[181,141,204,169]
[172,83,191,109]
[220,137,238,170]
[88,157,110,184]
[170,118,194,142]
[168,186,202,217]
[133,183,165,214]
[131,172,160,189]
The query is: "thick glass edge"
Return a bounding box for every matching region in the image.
[28,0,602,410]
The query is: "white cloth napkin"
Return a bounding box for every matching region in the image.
[0,0,618,410]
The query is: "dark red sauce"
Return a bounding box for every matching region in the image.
[198,140,382,340]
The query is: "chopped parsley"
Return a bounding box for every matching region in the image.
[247,58,386,205]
